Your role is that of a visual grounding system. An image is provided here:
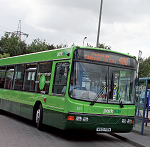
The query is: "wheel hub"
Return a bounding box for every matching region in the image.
[36,109,40,124]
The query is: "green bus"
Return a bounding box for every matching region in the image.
[0,46,136,133]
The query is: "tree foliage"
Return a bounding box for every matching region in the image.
[97,43,111,50]
[27,38,49,53]
[0,33,27,56]
[139,57,150,78]
[56,44,67,49]
[0,53,10,59]
[27,39,68,53]
[0,35,58,56]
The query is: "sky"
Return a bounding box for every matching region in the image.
[0,0,150,59]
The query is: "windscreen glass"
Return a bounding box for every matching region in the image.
[69,62,136,104]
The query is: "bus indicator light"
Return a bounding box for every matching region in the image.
[132,119,134,124]
[67,116,75,121]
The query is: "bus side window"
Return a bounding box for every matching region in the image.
[35,61,52,94]
[5,66,14,89]
[53,62,69,94]
[0,66,6,88]
[23,63,37,91]
[13,64,25,90]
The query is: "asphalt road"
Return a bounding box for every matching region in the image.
[0,110,136,147]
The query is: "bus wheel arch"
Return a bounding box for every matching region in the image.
[33,101,43,130]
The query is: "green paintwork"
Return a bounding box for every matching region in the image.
[0,46,136,132]
[0,47,73,66]
[65,97,135,116]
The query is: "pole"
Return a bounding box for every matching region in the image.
[96,0,103,48]
[136,50,142,78]
[83,37,87,47]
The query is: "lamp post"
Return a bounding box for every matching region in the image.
[83,37,87,47]
[137,50,142,78]
[96,0,103,48]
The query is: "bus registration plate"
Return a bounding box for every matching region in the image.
[96,127,111,132]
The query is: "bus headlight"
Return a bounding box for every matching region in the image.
[122,119,133,124]
[127,119,132,124]
[76,116,82,121]
[122,119,126,123]
[83,117,88,122]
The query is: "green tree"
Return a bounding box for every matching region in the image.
[139,57,150,78]
[97,43,111,50]
[0,33,27,56]
[56,44,67,49]
[47,44,56,50]
[27,38,60,53]
[27,38,49,53]
[0,53,10,59]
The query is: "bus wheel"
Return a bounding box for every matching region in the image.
[36,104,43,130]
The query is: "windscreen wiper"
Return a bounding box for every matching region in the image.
[109,73,114,100]
[119,99,124,108]
[90,87,104,105]
[90,74,108,106]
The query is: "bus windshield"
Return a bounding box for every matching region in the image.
[69,61,136,104]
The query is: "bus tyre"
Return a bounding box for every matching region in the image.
[0,109,2,114]
[36,104,43,130]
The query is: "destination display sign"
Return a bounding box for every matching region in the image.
[84,50,131,66]
[73,49,136,68]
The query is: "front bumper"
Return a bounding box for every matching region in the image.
[63,112,134,133]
